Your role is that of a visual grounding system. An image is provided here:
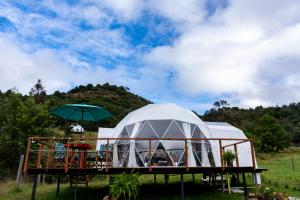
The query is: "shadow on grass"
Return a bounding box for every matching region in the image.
[41,181,242,200]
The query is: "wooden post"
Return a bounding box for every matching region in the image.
[31,175,38,200]
[65,139,70,173]
[149,139,152,172]
[56,174,61,197]
[105,139,109,172]
[234,144,239,167]
[192,174,195,183]
[154,174,157,185]
[46,148,52,171]
[242,173,248,200]
[227,172,231,194]
[36,144,43,168]
[24,137,32,175]
[180,174,184,200]
[184,140,188,171]
[219,140,224,170]
[95,151,98,169]
[16,154,24,189]
[74,175,78,200]
[221,173,224,192]
[250,140,256,170]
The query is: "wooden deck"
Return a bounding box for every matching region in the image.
[24,136,266,200]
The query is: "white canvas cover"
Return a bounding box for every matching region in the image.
[205,122,261,184]
[96,103,260,183]
[97,103,216,168]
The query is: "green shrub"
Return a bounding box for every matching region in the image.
[110,172,139,200]
[223,150,235,166]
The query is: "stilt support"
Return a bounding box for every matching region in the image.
[242,173,248,200]
[74,175,78,200]
[31,175,38,200]
[56,174,61,197]
[221,173,224,192]
[192,174,195,183]
[180,174,184,200]
[154,174,156,185]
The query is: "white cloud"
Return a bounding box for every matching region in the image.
[0,34,136,94]
[144,0,300,108]
[1,0,300,112]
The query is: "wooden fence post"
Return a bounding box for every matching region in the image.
[105,139,109,172]
[234,144,239,167]
[24,137,32,175]
[149,139,152,172]
[219,140,224,170]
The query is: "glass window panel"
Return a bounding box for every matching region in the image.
[148,120,172,138]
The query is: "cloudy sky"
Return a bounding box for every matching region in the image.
[0,0,300,113]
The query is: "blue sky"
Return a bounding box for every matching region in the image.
[0,0,300,113]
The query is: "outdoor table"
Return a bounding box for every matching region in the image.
[64,143,93,168]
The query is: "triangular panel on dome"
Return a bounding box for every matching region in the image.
[135,140,160,165]
[136,120,158,138]
[163,120,185,138]
[167,149,184,166]
[119,127,130,138]
[192,126,204,138]
[175,120,185,133]
[148,120,172,138]
[117,143,130,167]
[125,124,135,136]
[151,143,173,166]
[191,141,202,166]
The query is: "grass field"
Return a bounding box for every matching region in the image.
[0,148,299,200]
[257,147,300,197]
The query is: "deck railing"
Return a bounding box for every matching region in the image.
[23,137,256,174]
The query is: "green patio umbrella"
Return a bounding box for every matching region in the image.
[50,104,112,132]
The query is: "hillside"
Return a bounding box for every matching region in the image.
[47,83,152,129]
[202,102,300,144]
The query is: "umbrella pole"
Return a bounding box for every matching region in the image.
[80,109,83,142]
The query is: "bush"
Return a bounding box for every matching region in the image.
[110,172,139,200]
[223,150,235,166]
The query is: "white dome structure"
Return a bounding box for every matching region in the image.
[99,103,217,168]
[97,102,259,180]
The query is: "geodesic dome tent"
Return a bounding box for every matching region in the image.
[98,103,217,168]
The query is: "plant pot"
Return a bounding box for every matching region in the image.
[103,195,117,200]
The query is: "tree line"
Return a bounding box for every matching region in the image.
[0,81,297,177]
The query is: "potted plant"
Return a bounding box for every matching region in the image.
[223,150,235,167]
[107,172,139,200]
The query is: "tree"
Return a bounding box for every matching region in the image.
[254,114,290,152]
[30,79,46,104]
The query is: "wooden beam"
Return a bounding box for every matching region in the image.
[56,174,61,197]
[30,136,250,142]
[250,140,256,170]
[36,144,43,168]
[185,140,188,171]
[148,139,152,172]
[65,139,70,173]
[222,140,249,149]
[180,174,184,200]
[46,148,52,171]
[219,140,224,171]
[234,144,239,167]
[31,175,38,200]
[105,139,109,172]
[24,137,32,175]
[242,173,248,200]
